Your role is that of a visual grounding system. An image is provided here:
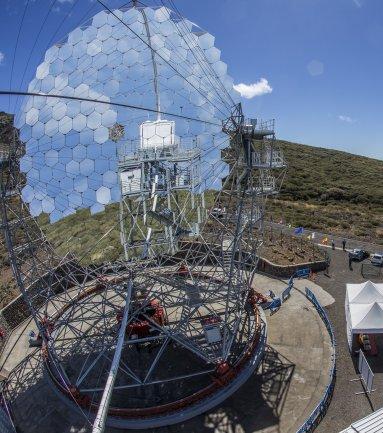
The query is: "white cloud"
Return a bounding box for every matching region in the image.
[233,78,273,99]
[353,0,363,8]
[0,52,4,65]
[338,115,355,123]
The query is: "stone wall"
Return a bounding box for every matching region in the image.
[257,256,328,278]
[0,258,87,349]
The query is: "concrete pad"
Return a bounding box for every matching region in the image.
[252,271,335,307]
[0,317,34,373]
[295,278,335,307]
[1,272,334,433]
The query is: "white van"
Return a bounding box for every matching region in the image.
[371,253,383,266]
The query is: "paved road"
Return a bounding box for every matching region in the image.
[315,248,383,433]
[266,221,383,254]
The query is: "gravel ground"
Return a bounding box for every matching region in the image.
[315,248,383,433]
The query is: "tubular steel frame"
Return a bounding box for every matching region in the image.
[0,102,286,428]
[0,4,287,427]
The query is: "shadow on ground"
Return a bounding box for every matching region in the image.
[5,345,295,433]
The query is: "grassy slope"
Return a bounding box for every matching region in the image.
[39,204,122,264]
[266,140,383,244]
[0,113,19,306]
[39,198,326,267]
[1,109,382,297]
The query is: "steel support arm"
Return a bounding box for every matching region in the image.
[92,279,133,433]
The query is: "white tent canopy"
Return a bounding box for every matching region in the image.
[340,406,383,432]
[349,302,383,333]
[347,281,383,304]
[345,281,383,350]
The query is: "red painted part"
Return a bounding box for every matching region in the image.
[202,316,221,326]
[69,386,80,398]
[215,362,230,376]
[127,321,150,338]
[213,361,238,386]
[177,264,189,276]
[152,305,165,326]
[40,317,54,335]
[248,289,268,306]
[41,345,49,360]
[43,273,263,419]
[213,369,237,387]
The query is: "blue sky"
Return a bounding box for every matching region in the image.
[0,0,382,159]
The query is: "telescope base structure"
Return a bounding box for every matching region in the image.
[41,271,267,429]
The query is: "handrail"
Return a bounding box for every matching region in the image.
[0,392,17,433]
[296,288,336,433]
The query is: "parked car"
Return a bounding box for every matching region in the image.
[371,253,383,266]
[349,249,370,261]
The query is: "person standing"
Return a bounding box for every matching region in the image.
[331,239,335,250]
[342,239,346,251]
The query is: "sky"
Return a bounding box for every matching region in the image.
[0,0,382,160]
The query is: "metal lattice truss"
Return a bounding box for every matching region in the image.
[0,3,287,429]
[15,4,237,222]
[0,101,286,425]
[118,136,205,260]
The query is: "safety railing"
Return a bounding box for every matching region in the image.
[117,139,200,162]
[263,274,295,314]
[251,148,285,169]
[0,393,16,433]
[296,288,336,433]
[256,118,275,132]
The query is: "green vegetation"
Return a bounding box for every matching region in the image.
[39,204,122,264]
[39,189,215,265]
[0,112,14,151]
[0,109,381,309]
[39,197,325,267]
[266,140,383,244]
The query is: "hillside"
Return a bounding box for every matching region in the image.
[37,204,325,267]
[40,141,383,253]
[0,112,14,150]
[266,140,383,244]
[0,111,382,307]
[0,113,19,307]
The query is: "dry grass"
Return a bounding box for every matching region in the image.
[266,140,383,244]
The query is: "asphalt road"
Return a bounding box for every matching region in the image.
[266,221,382,254]
[314,248,383,433]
